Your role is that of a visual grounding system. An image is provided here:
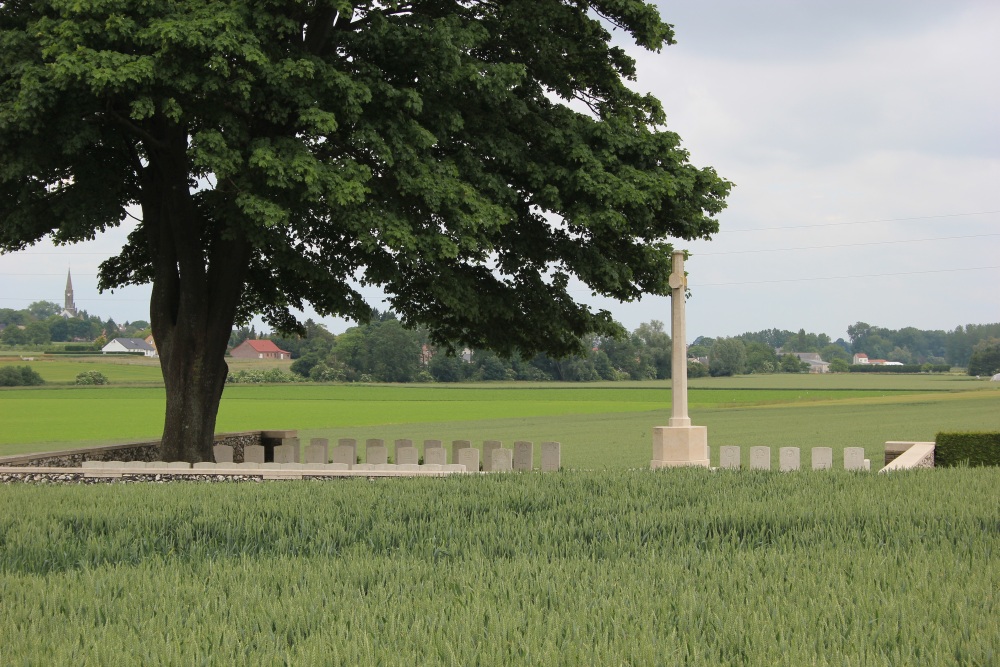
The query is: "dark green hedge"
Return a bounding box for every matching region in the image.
[849,364,950,373]
[935,432,1000,467]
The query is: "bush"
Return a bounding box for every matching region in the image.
[74,371,109,385]
[0,365,45,386]
[226,368,301,384]
[935,432,1000,467]
[687,360,708,378]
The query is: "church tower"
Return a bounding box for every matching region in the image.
[61,268,78,318]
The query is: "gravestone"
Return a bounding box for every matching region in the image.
[779,447,800,472]
[719,446,741,469]
[274,444,299,464]
[749,446,771,470]
[331,445,355,467]
[424,439,443,451]
[513,441,534,471]
[424,447,448,466]
[452,440,471,464]
[811,447,833,470]
[492,448,513,472]
[339,438,358,464]
[457,447,480,472]
[213,444,234,464]
[393,439,413,463]
[844,447,866,471]
[244,445,265,464]
[482,440,502,472]
[367,445,388,465]
[541,442,561,472]
[305,438,329,464]
[396,446,419,466]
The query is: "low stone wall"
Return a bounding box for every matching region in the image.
[879,441,935,473]
[0,431,266,468]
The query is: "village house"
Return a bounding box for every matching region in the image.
[102,337,157,357]
[229,339,292,360]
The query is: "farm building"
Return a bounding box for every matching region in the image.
[102,337,157,357]
[230,339,292,360]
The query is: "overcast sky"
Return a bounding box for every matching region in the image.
[2,0,998,342]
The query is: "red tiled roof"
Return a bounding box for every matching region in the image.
[243,339,290,354]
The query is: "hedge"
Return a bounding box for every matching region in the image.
[935,431,1000,467]
[849,364,950,373]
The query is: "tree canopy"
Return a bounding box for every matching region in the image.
[0,0,730,460]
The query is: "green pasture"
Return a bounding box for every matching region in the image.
[1,469,997,665]
[1,376,997,466]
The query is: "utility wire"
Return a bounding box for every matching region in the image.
[698,232,1000,256]
[719,210,1000,233]
[691,265,1000,287]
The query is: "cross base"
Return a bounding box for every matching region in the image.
[651,425,709,469]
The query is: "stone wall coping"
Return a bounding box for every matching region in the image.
[0,431,265,466]
[879,443,935,474]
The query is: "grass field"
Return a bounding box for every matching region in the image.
[1,370,998,466]
[1,469,997,665]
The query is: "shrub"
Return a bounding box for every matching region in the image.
[935,432,1000,467]
[226,368,300,384]
[0,365,45,386]
[74,371,109,385]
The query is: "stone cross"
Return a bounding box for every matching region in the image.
[669,251,690,427]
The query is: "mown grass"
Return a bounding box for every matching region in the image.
[0,469,997,665]
[2,378,998,464]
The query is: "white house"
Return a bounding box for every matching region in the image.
[852,353,869,365]
[102,337,157,357]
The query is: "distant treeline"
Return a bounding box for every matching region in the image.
[230,315,1000,383]
[0,301,149,347]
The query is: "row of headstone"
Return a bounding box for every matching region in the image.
[717,446,871,471]
[218,438,561,472]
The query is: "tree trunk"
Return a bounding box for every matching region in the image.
[140,127,250,462]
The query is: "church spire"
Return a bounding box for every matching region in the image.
[62,268,77,318]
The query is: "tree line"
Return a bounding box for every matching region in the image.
[243,316,1000,382]
[0,302,149,347]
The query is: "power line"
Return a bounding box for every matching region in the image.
[719,210,1000,233]
[692,265,1000,287]
[698,232,1000,256]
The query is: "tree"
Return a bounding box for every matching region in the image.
[0,1,729,461]
[967,338,1000,377]
[780,354,808,373]
[744,341,778,374]
[709,338,746,377]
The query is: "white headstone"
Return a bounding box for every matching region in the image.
[213,444,234,464]
[305,438,329,464]
[844,447,866,471]
[393,439,412,463]
[719,446,741,469]
[339,438,358,464]
[779,447,800,472]
[749,446,771,470]
[396,446,419,466]
[274,444,299,464]
[482,440,502,472]
[366,445,388,465]
[513,441,533,471]
[492,448,513,472]
[541,442,561,472]
[452,440,471,464]
[331,445,355,467]
[244,445,265,464]
[457,447,480,472]
[811,447,833,470]
[424,447,448,466]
